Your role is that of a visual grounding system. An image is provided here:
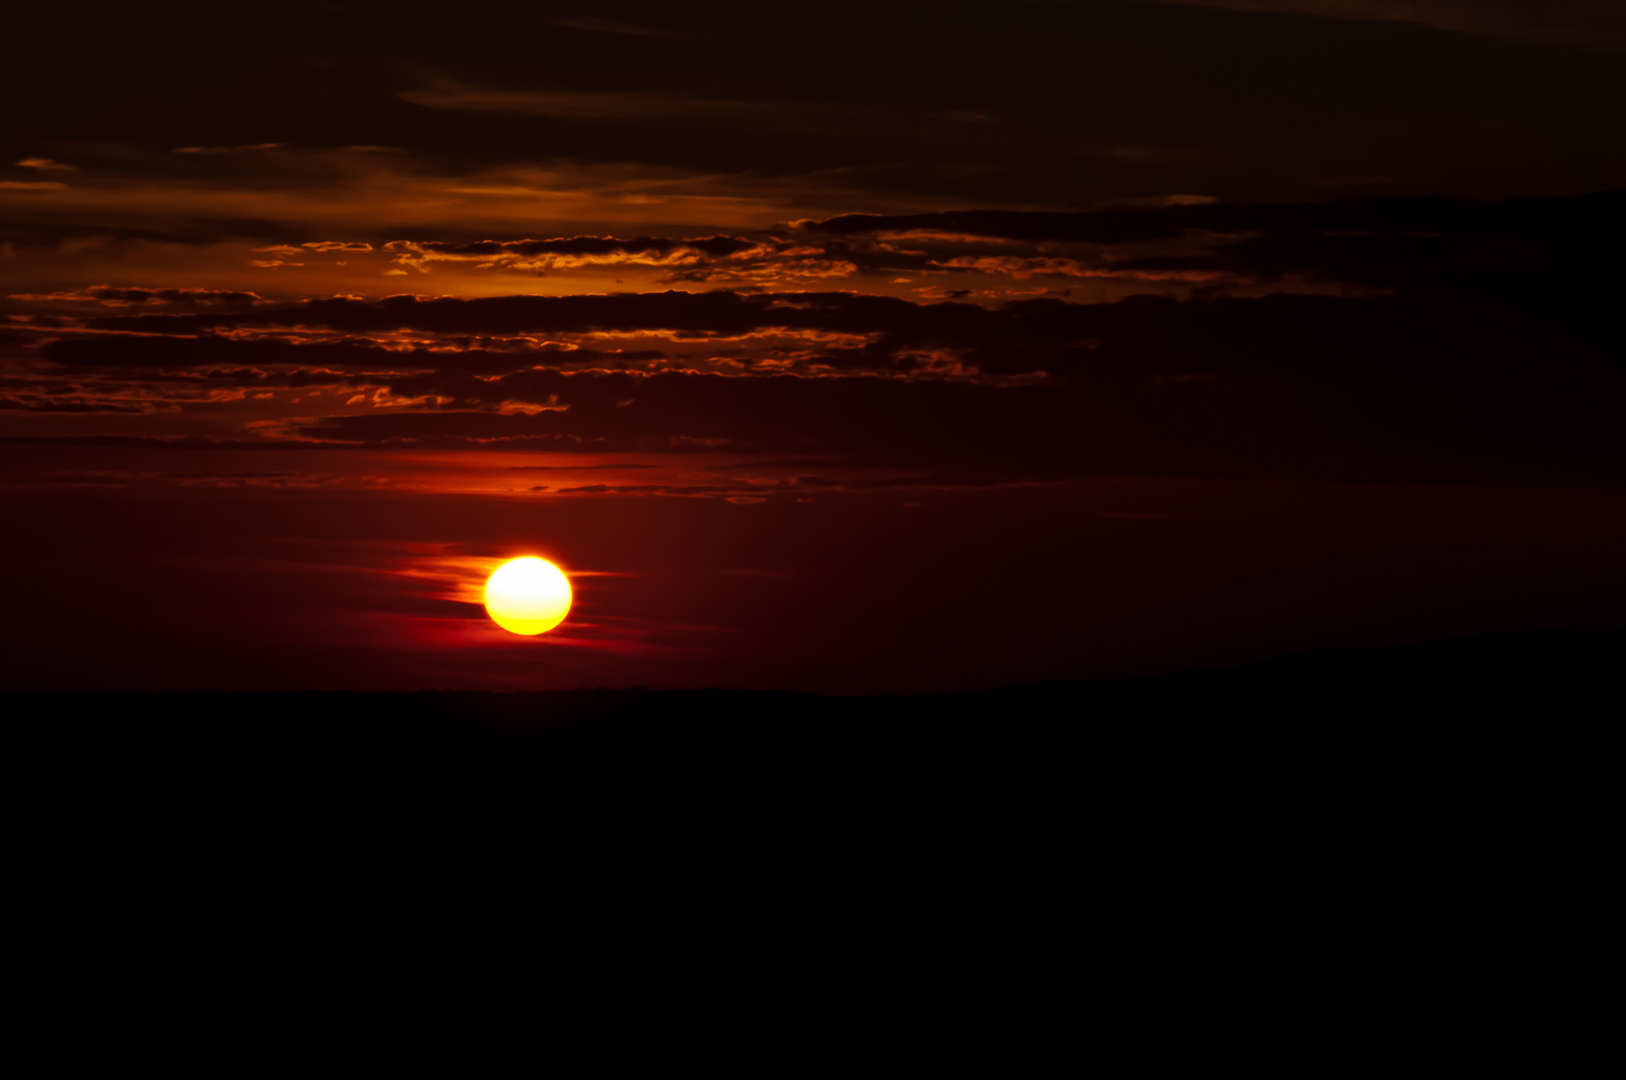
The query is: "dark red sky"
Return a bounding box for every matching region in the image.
[3,1,1623,691]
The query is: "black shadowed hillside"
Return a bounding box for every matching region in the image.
[8,627,1615,995]
[8,628,1617,806]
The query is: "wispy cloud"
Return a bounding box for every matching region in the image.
[551,15,686,39]
[173,143,286,154]
[1133,0,1626,51]
[16,157,77,172]
[400,82,765,121]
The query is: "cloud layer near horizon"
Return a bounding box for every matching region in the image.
[2,186,1618,490]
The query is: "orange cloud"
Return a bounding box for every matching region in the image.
[15,157,77,172]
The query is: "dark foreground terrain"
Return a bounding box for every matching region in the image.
[7,627,1617,801]
[7,628,1615,1059]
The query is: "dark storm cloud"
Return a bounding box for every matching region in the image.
[0,435,352,450]
[812,188,1626,295]
[172,143,288,155]
[74,290,1177,379]
[398,83,773,121]
[44,335,663,375]
[1134,0,1626,52]
[275,359,1622,487]
[353,288,1611,401]
[250,187,1624,293]
[12,286,264,306]
[133,367,374,389]
[388,235,761,259]
[550,15,687,39]
[0,397,146,413]
[815,208,1193,244]
[14,285,1626,487]
[6,1,1624,208]
[83,291,924,337]
[44,336,419,371]
[0,216,307,249]
[75,229,1619,388]
[53,261,1608,486]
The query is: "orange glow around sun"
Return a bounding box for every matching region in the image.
[484,556,573,635]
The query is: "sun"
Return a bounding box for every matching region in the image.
[484,556,573,636]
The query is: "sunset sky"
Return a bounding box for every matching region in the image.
[4,0,1623,692]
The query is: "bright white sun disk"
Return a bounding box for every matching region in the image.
[484,556,572,635]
